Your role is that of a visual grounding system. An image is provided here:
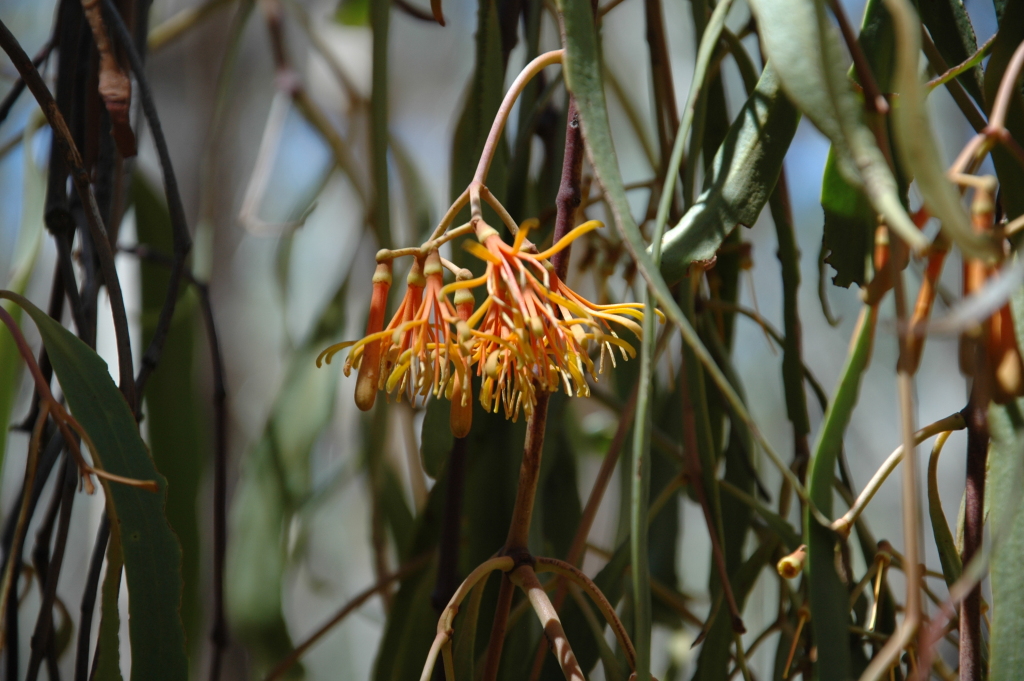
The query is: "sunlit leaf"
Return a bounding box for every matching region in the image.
[749,0,928,254]
[659,63,799,284]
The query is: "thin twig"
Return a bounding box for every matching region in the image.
[264,553,432,681]
[74,515,109,681]
[0,15,136,406]
[831,413,966,537]
[826,0,888,114]
[920,28,987,133]
[926,34,995,92]
[0,39,52,125]
[26,455,77,681]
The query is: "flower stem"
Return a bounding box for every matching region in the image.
[472,50,564,186]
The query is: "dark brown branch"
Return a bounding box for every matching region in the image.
[920,27,987,134]
[0,15,136,407]
[826,0,889,115]
[551,98,585,281]
[26,454,78,681]
[75,515,109,681]
[99,0,194,398]
[960,387,988,681]
[0,39,52,125]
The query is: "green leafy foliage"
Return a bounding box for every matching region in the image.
[134,174,206,651]
[659,64,799,284]
[0,291,188,681]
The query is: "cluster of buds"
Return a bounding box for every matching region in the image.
[317,217,657,436]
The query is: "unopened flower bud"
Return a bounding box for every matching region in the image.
[355,262,392,411]
[776,545,807,579]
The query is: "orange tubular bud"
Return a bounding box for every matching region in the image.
[991,304,1023,403]
[355,262,393,411]
[904,249,947,375]
[449,369,472,438]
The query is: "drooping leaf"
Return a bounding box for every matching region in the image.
[821,149,875,288]
[819,0,895,289]
[0,291,188,681]
[559,0,808,543]
[749,0,928,254]
[987,400,1024,681]
[658,63,799,285]
[887,0,997,260]
[927,433,963,589]
[988,284,1024,680]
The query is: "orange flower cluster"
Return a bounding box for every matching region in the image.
[317,219,657,436]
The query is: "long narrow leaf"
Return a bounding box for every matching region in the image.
[0,291,188,681]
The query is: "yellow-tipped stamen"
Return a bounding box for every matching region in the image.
[529,220,602,261]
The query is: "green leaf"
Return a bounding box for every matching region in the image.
[225,438,298,678]
[816,0,894,289]
[134,174,206,651]
[804,306,878,681]
[659,63,800,284]
[918,0,984,105]
[749,0,928,254]
[93,531,124,681]
[987,400,1024,681]
[334,0,369,25]
[0,291,188,681]
[558,0,813,535]
[821,149,874,288]
[983,0,1024,222]
[887,0,997,260]
[927,434,963,589]
[420,396,453,479]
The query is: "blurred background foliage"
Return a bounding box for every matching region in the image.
[0,0,1023,680]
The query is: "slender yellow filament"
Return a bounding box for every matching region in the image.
[530,220,603,261]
